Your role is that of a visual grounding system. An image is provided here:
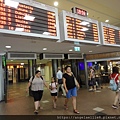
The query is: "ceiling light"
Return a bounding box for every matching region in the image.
[5,0,19,8]
[54,1,58,6]
[5,45,11,49]
[105,20,109,22]
[69,49,73,52]
[24,15,35,21]
[43,48,47,51]
[89,51,92,52]
[21,63,24,65]
[11,60,13,61]
[80,21,89,26]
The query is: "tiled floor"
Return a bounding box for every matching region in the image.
[0,83,120,115]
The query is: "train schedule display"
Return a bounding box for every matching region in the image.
[59,10,100,44]
[0,0,59,39]
[100,22,120,46]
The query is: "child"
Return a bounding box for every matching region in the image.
[49,77,58,108]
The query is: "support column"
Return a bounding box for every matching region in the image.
[71,59,77,77]
[0,56,5,101]
[84,54,88,88]
[52,60,58,78]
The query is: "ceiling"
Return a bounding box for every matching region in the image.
[0,0,120,56]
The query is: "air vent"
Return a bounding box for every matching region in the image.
[40,53,64,59]
[7,53,37,59]
[68,54,83,59]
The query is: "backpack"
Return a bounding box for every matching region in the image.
[109,74,118,91]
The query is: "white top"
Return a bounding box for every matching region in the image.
[29,76,45,91]
[49,82,58,93]
[56,70,63,79]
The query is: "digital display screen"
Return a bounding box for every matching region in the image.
[66,16,99,42]
[71,7,87,17]
[59,11,100,44]
[103,26,120,45]
[0,0,58,37]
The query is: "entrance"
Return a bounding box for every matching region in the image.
[7,59,52,101]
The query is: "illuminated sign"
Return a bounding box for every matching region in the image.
[59,10,100,44]
[100,22,120,46]
[0,0,59,39]
[71,7,87,17]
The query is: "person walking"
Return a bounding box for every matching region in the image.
[56,67,66,97]
[26,70,49,114]
[111,67,120,109]
[63,66,80,114]
[49,77,58,108]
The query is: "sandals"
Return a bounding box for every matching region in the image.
[64,104,68,110]
[73,109,80,114]
[38,106,43,110]
[34,109,38,115]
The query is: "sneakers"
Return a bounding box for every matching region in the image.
[112,105,118,109]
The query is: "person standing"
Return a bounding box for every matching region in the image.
[26,70,49,114]
[89,66,96,91]
[111,67,120,109]
[63,66,80,114]
[56,67,66,96]
[49,77,58,108]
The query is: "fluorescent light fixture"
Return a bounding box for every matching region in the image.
[15,28,24,32]
[89,51,92,52]
[105,19,109,22]
[69,49,73,52]
[43,48,47,51]
[43,32,51,35]
[54,1,58,6]
[24,15,35,21]
[81,27,89,31]
[5,0,19,8]
[21,63,24,65]
[80,21,89,26]
[5,45,11,49]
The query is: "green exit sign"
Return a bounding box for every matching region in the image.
[74,47,80,51]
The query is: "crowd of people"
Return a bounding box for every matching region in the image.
[26,65,120,115]
[26,66,80,115]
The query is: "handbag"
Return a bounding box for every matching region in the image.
[110,74,118,91]
[73,74,79,89]
[88,80,93,86]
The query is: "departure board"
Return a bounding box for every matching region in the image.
[100,22,120,46]
[59,11,100,44]
[0,0,59,39]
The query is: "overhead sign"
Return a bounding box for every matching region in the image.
[74,46,80,51]
[100,22,120,46]
[59,10,100,44]
[0,0,60,39]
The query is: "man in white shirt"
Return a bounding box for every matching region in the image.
[56,67,66,96]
